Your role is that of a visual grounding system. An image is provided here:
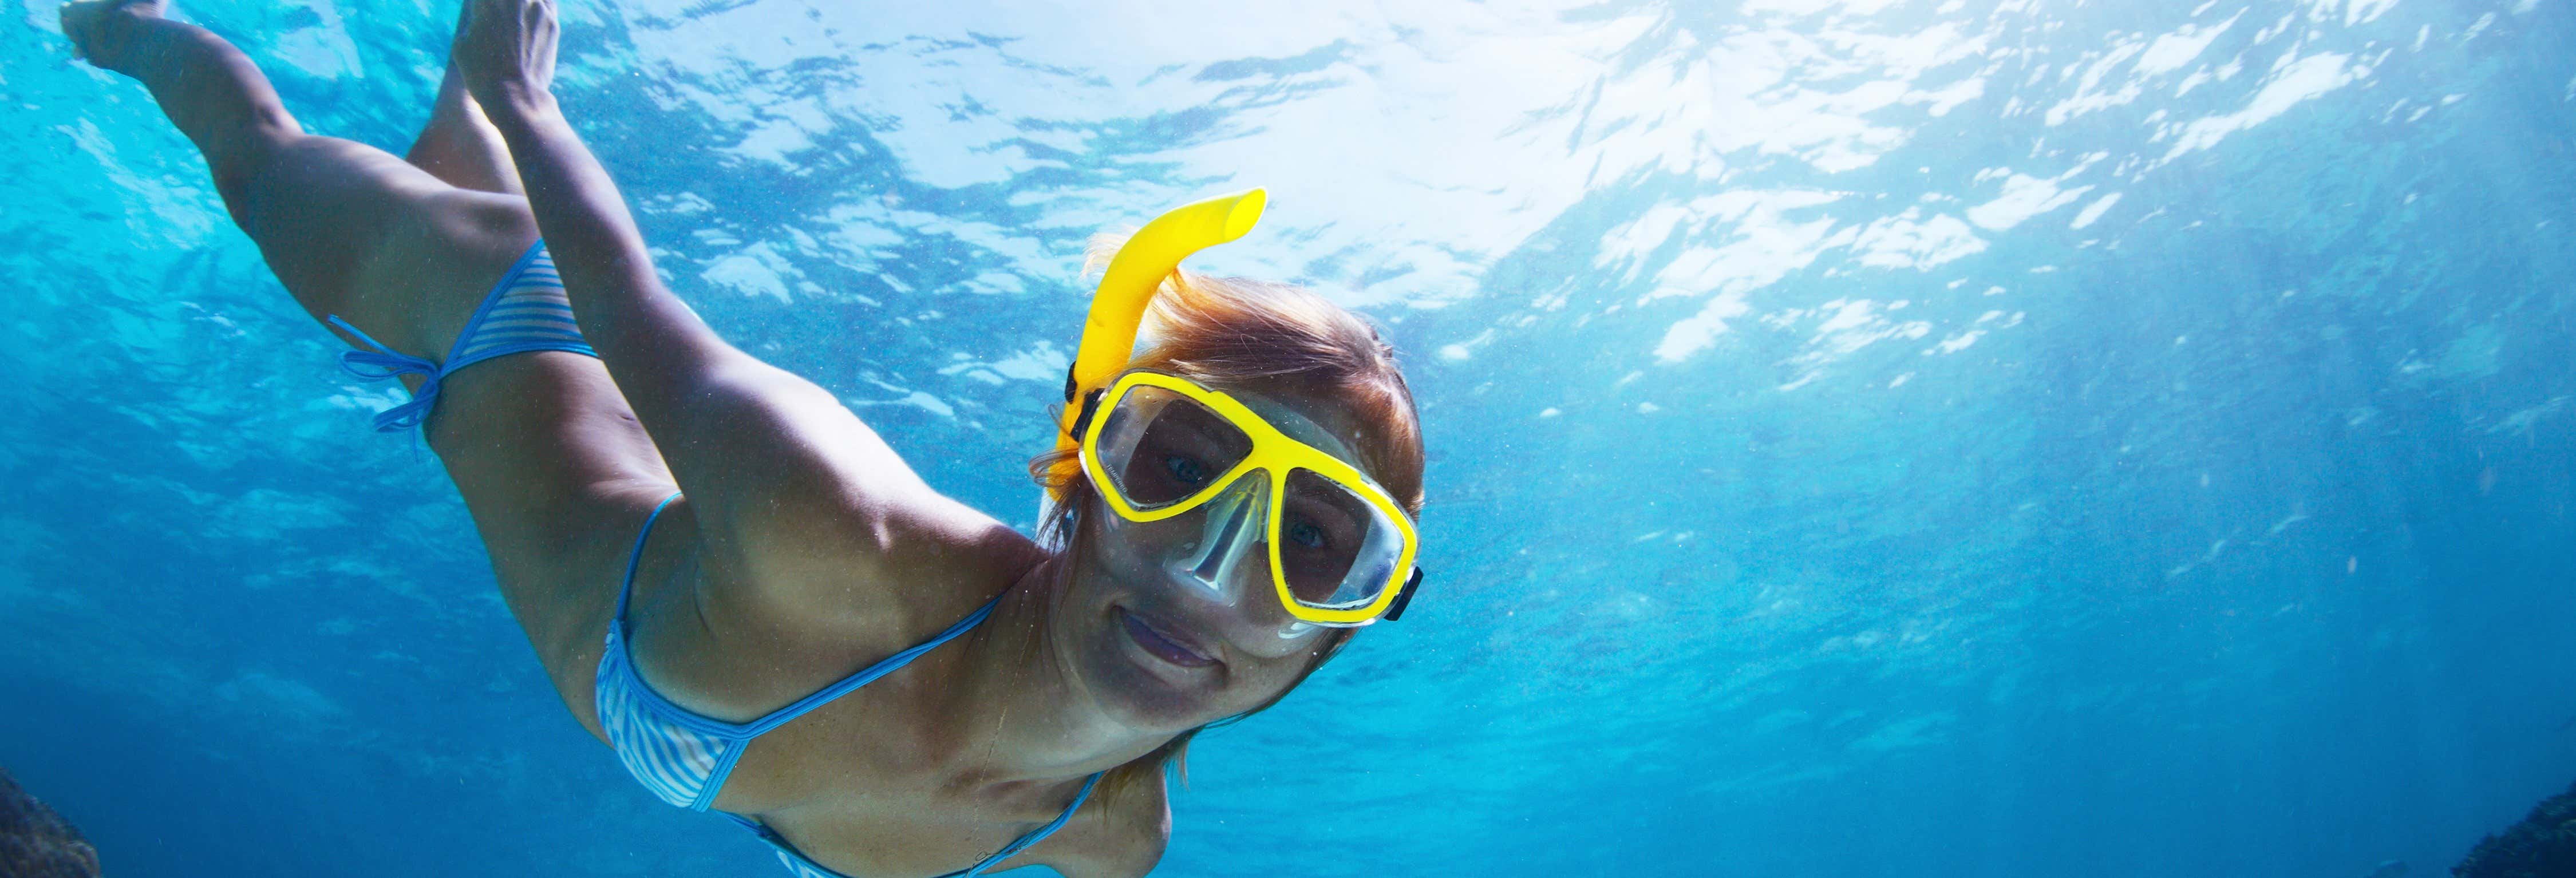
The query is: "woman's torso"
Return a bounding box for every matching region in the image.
[592,497,1163,877]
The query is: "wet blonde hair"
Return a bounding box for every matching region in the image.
[1027,233,1426,804]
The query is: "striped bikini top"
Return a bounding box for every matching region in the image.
[594,493,1101,878]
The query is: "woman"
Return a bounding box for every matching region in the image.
[58,1,1429,876]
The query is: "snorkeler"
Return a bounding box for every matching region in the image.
[58,0,1428,875]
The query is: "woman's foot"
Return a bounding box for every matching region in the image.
[54,0,307,220]
[60,0,170,74]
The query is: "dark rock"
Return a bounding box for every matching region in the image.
[2453,778,2576,878]
[0,766,102,877]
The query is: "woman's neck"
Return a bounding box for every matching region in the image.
[934,556,1168,786]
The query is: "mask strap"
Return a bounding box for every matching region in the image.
[1067,384,1107,441]
[1381,567,1426,622]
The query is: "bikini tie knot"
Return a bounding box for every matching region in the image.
[326,315,445,433]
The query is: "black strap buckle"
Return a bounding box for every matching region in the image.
[1381,567,1425,622]
[1068,388,1107,441]
[1064,363,1109,441]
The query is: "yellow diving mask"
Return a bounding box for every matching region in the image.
[1074,370,1421,627]
[1049,189,1424,630]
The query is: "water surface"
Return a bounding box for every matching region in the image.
[3,1,2573,876]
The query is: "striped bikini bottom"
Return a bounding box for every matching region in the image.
[327,239,597,433]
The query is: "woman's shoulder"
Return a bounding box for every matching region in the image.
[624,490,1044,723]
[722,485,1047,645]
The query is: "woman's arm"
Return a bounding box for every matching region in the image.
[449,0,1032,623]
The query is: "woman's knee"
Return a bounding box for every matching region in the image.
[227,137,509,342]
[203,121,299,227]
[219,140,402,327]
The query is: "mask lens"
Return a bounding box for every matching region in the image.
[1095,386,1254,509]
[1277,468,1408,611]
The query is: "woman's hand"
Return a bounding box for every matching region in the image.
[452,0,559,114]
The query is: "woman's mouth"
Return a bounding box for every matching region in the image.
[1117,607,1216,669]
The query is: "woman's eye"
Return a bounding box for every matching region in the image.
[1286,518,1330,549]
[1161,454,1208,486]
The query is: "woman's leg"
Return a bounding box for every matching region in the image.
[62,0,493,354]
[405,60,523,196]
[64,0,685,730]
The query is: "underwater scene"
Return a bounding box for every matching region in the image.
[3,0,2574,876]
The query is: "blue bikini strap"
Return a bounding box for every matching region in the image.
[733,590,1008,738]
[607,488,1003,737]
[729,769,1099,878]
[615,492,687,624]
[325,240,574,433]
[958,772,1104,877]
[326,315,445,432]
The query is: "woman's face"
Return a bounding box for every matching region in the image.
[1053,381,1386,731]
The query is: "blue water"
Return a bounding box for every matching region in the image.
[5,1,2574,876]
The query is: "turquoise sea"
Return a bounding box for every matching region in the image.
[3,1,2573,876]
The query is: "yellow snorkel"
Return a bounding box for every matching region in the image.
[1049,188,1267,497]
[1044,188,1424,623]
